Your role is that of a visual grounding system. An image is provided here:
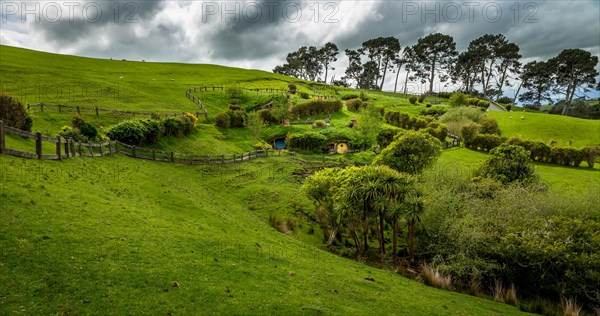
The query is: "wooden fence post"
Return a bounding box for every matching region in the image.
[170,152,174,162]
[0,120,5,154]
[95,107,99,117]
[77,106,81,115]
[64,139,69,157]
[40,103,44,112]
[78,142,83,156]
[221,154,225,164]
[58,104,62,113]
[69,139,75,156]
[88,143,94,157]
[132,146,136,158]
[206,154,210,164]
[152,149,156,160]
[56,135,62,160]
[36,132,42,159]
[99,142,103,156]
[107,141,112,155]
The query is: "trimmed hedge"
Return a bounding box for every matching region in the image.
[286,132,327,152]
[290,100,342,118]
[506,136,598,167]
[345,98,364,112]
[384,111,448,142]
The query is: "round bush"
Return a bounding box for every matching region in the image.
[408,96,417,104]
[79,122,98,139]
[214,112,231,128]
[0,93,32,131]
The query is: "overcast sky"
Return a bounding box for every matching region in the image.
[1,0,599,95]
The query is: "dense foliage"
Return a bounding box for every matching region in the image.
[290,100,343,118]
[0,93,32,131]
[374,130,441,174]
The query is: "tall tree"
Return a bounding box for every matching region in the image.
[402,46,417,94]
[343,49,364,88]
[362,36,400,90]
[548,48,599,115]
[467,34,520,99]
[318,42,339,83]
[450,50,480,93]
[410,33,458,94]
[494,42,522,98]
[519,61,553,109]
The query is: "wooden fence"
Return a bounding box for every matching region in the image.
[27,103,205,120]
[0,120,364,166]
[0,121,116,160]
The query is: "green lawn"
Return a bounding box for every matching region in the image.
[0,154,528,315]
[437,147,600,193]
[488,111,600,147]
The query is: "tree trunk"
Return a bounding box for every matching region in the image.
[428,57,436,93]
[403,71,410,95]
[393,68,401,93]
[380,60,389,91]
[512,82,522,105]
[408,220,415,263]
[562,82,574,115]
[324,62,329,84]
[392,216,398,259]
[378,210,385,255]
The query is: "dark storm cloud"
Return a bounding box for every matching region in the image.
[1,0,598,73]
[30,0,165,45]
[201,0,310,60]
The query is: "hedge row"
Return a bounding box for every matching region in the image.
[289,100,342,118]
[286,132,327,151]
[107,113,197,145]
[384,111,448,142]
[507,136,599,167]
[215,107,248,128]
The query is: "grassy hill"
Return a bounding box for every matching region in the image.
[1,45,599,314]
[488,111,600,147]
[0,154,528,315]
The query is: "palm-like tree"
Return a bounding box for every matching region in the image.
[404,192,425,263]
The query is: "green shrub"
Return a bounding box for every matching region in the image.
[466,97,480,106]
[287,132,327,152]
[214,112,231,128]
[299,92,309,99]
[472,134,502,151]
[72,116,85,129]
[162,117,184,137]
[253,141,273,151]
[420,106,448,117]
[106,120,147,145]
[312,120,327,129]
[345,98,363,112]
[341,94,359,100]
[439,107,485,124]
[418,94,427,103]
[478,117,501,135]
[377,128,400,148]
[496,96,512,104]
[0,93,32,131]
[477,100,490,108]
[460,122,479,147]
[288,82,297,93]
[373,130,442,174]
[437,91,453,99]
[476,144,536,184]
[289,100,342,118]
[142,119,162,143]
[408,96,417,104]
[58,126,87,142]
[79,122,98,139]
[582,145,600,168]
[228,109,247,128]
[449,91,466,107]
[257,109,277,124]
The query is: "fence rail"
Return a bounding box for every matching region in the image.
[27,103,205,120]
[1,121,116,160]
[0,121,364,166]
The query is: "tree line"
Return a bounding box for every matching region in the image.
[273,33,598,115]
